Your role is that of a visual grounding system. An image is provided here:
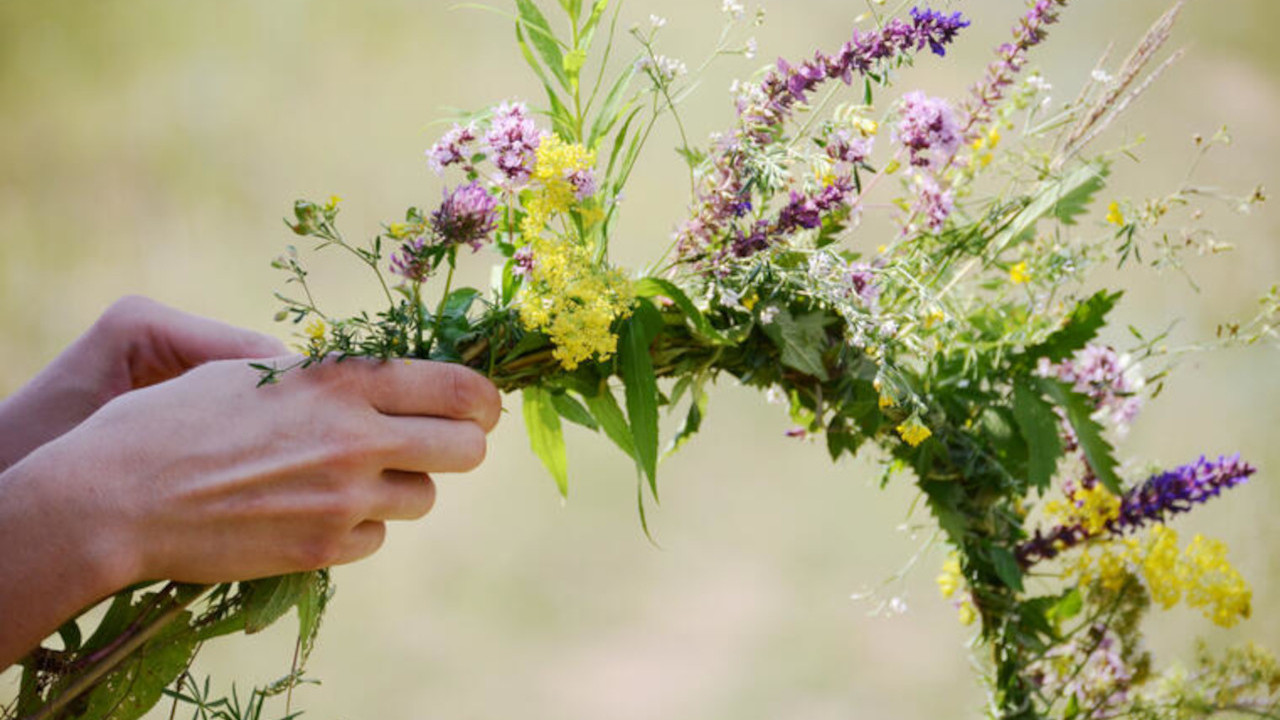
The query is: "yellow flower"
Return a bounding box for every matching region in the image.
[1106,201,1126,226]
[304,317,326,342]
[957,601,978,626]
[878,394,895,410]
[1008,261,1031,285]
[896,418,932,447]
[937,555,962,599]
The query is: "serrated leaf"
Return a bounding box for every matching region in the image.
[243,572,312,634]
[81,609,199,720]
[619,300,663,495]
[1012,379,1064,492]
[1039,379,1122,494]
[1024,290,1123,364]
[523,386,569,496]
[989,160,1111,257]
[1053,161,1109,226]
[551,391,599,430]
[762,307,830,380]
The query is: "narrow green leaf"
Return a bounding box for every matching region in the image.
[619,300,663,494]
[515,22,569,115]
[515,0,570,89]
[584,381,636,459]
[551,391,599,430]
[1049,588,1084,623]
[1012,379,1064,492]
[587,66,637,149]
[523,386,570,496]
[563,48,588,89]
[580,0,609,49]
[664,382,708,457]
[56,618,82,653]
[634,276,731,345]
[1039,379,1122,494]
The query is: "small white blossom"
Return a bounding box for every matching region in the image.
[744,37,758,60]
[1091,69,1115,84]
[636,55,687,84]
[722,0,745,20]
[759,306,780,324]
[649,14,667,28]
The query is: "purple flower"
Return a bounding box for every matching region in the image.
[847,262,880,307]
[512,244,536,278]
[430,181,499,250]
[909,8,972,56]
[390,236,432,283]
[566,168,598,201]
[961,0,1069,139]
[1036,344,1143,434]
[484,101,544,184]
[895,92,961,170]
[427,123,477,175]
[910,175,954,232]
[825,128,874,165]
[1017,454,1257,565]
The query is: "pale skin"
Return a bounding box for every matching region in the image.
[0,295,502,668]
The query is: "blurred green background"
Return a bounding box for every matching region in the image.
[1,1,1277,718]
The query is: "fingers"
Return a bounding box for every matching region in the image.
[329,521,387,567]
[366,471,437,521]
[377,415,489,474]
[358,360,502,431]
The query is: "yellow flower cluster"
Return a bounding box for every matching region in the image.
[1008,261,1031,285]
[516,136,633,370]
[1046,483,1121,537]
[1070,524,1252,628]
[896,418,932,447]
[936,553,978,625]
[971,125,1002,169]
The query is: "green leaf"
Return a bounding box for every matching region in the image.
[523,386,570,496]
[988,545,1025,592]
[296,570,331,661]
[634,277,732,345]
[1024,290,1123,364]
[587,66,637,149]
[242,572,312,634]
[563,48,588,89]
[1039,379,1122,494]
[1049,588,1084,624]
[56,618,82,653]
[1011,379,1064,492]
[551,391,599,430]
[762,307,830,380]
[618,300,663,495]
[514,22,569,117]
[1053,161,1109,226]
[580,0,610,48]
[665,381,708,457]
[81,610,199,720]
[515,0,570,90]
[989,160,1111,257]
[584,381,636,459]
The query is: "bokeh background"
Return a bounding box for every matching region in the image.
[1,1,1278,718]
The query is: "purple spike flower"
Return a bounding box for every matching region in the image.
[961,0,1069,139]
[431,181,499,250]
[1017,454,1257,565]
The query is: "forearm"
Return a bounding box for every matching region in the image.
[0,447,132,669]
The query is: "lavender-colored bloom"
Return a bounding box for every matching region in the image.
[825,128,874,166]
[1037,344,1144,434]
[1017,454,1257,565]
[847,262,880,307]
[895,92,961,169]
[512,244,536,279]
[961,0,1069,139]
[390,236,432,283]
[566,168,598,201]
[484,101,544,184]
[426,123,477,175]
[910,175,955,232]
[430,181,499,250]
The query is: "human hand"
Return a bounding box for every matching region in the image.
[0,295,285,471]
[0,355,501,665]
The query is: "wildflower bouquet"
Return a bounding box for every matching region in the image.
[12,1,1279,719]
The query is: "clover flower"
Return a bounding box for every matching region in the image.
[895,91,961,170]
[1018,455,1256,566]
[1037,343,1143,434]
[961,0,1069,139]
[426,123,477,175]
[430,181,499,250]
[484,101,544,185]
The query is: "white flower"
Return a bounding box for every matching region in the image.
[759,306,780,324]
[649,14,667,28]
[1091,69,1115,84]
[636,55,687,84]
[722,0,745,20]
[744,37,758,60]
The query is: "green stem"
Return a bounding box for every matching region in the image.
[429,251,458,356]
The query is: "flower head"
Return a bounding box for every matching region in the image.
[431,181,499,250]
[895,91,961,170]
[426,123,477,175]
[484,101,544,185]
